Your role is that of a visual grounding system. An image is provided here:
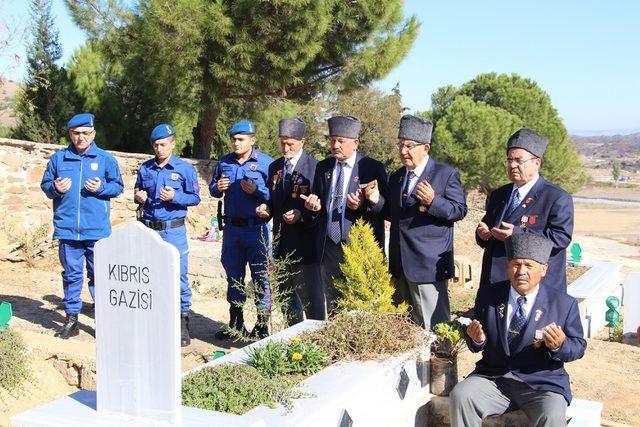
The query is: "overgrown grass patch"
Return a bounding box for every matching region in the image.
[182,364,306,415]
[301,311,425,362]
[0,328,30,391]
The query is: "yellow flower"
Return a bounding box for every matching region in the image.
[290,337,300,344]
[292,352,303,361]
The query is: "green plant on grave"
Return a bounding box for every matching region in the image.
[334,219,407,314]
[228,231,301,341]
[247,337,329,378]
[431,320,467,360]
[0,328,30,391]
[182,364,305,415]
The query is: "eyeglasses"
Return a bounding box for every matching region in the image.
[396,142,425,151]
[504,157,537,166]
[71,130,94,137]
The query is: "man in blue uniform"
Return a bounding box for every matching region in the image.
[450,233,586,426]
[134,124,201,347]
[210,120,274,340]
[476,129,574,291]
[302,115,389,314]
[41,113,124,339]
[256,118,324,323]
[382,115,467,329]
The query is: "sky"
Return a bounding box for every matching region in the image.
[2,0,639,135]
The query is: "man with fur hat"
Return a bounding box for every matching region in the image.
[301,115,388,314]
[476,128,574,290]
[450,233,586,426]
[256,117,324,323]
[381,114,467,330]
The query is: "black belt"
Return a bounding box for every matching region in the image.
[227,216,265,227]
[139,217,185,231]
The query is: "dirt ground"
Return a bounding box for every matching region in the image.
[1,195,640,426]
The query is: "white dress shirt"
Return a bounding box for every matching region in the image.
[402,154,429,197]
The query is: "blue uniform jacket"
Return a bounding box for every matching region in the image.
[386,159,467,283]
[135,155,201,220]
[477,176,574,290]
[307,153,388,258]
[209,148,273,218]
[41,143,123,241]
[467,280,586,404]
[267,151,318,264]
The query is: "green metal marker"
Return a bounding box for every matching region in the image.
[0,301,13,330]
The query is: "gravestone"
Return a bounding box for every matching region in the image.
[94,221,181,423]
[623,272,640,336]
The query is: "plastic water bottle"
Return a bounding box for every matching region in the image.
[210,216,220,241]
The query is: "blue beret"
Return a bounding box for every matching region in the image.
[67,113,94,129]
[506,233,553,264]
[279,117,306,139]
[229,120,256,137]
[327,115,361,139]
[398,114,433,144]
[150,123,175,142]
[507,128,548,158]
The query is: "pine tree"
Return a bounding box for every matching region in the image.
[335,219,407,314]
[66,0,419,158]
[15,0,74,144]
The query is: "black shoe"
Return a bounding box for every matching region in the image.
[181,312,191,347]
[214,306,248,341]
[250,312,270,340]
[55,313,79,339]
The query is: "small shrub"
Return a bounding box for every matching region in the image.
[0,328,30,391]
[182,364,305,414]
[2,221,50,267]
[431,320,467,359]
[302,311,425,362]
[247,338,329,378]
[335,219,407,314]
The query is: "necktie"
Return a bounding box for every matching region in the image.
[508,296,527,349]
[505,188,521,217]
[402,170,416,205]
[328,162,345,244]
[283,158,293,189]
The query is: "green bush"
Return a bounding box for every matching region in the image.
[335,219,407,314]
[0,328,30,391]
[247,338,329,378]
[182,364,305,415]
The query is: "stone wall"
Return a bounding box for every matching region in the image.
[0,137,218,243]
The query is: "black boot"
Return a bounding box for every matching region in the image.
[214,306,248,340]
[250,312,270,340]
[55,313,79,339]
[181,312,191,347]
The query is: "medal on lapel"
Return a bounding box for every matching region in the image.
[498,303,505,318]
[418,205,427,213]
[353,175,359,184]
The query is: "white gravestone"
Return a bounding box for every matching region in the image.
[623,272,640,335]
[95,221,181,424]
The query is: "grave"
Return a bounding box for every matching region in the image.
[12,221,199,426]
[623,272,640,337]
[13,221,434,426]
[567,261,622,337]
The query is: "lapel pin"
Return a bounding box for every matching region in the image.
[534,309,542,322]
[498,303,505,318]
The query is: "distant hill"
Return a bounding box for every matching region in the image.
[572,132,640,159]
[0,79,21,128]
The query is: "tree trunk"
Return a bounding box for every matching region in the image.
[193,103,220,159]
[193,58,222,160]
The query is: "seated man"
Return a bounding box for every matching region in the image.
[450,233,586,427]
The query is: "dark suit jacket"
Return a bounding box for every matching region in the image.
[467,280,586,404]
[267,151,318,264]
[386,159,467,283]
[307,153,388,259]
[477,176,574,290]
